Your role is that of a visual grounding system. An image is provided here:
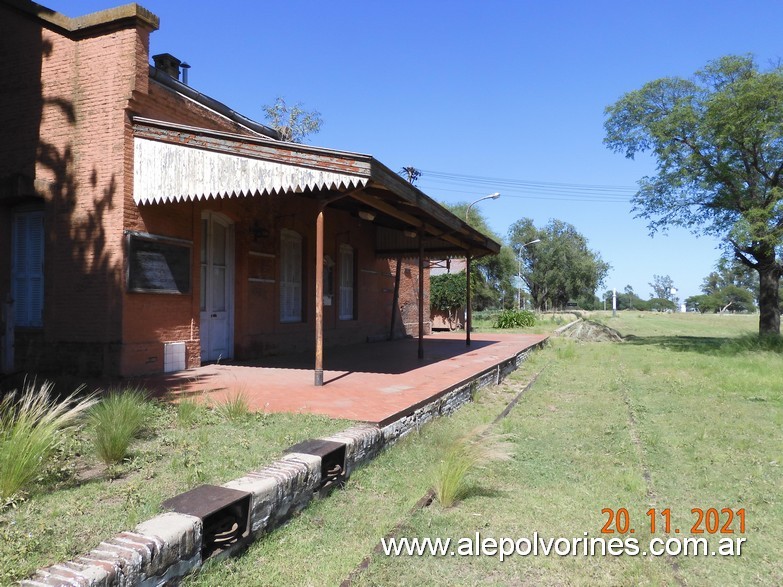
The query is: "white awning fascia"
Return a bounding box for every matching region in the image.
[133,137,368,205]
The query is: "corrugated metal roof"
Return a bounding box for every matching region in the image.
[133,137,368,204]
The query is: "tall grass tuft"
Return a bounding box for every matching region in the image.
[89,387,151,465]
[213,391,251,422]
[433,427,513,508]
[0,380,97,501]
[176,397,201,427]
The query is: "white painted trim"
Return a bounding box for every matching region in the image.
[134,138,367,205]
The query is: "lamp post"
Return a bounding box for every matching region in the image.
[516,239,540,309]
[463,192,499,347]
[465,192,500,222]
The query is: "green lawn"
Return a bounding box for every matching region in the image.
[187,312,782,586]
[0,401,346,585]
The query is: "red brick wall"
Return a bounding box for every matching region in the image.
[0,2,431,377]
[119,191,430,375]
[0,4,154,375]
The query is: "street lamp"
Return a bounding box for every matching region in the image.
[516,239,540,309]
[465,192,500,222]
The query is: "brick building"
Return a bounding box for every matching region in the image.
[0,0,499,381]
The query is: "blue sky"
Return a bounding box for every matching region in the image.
[48,1,783,301]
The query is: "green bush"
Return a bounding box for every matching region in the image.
[493,309,536,328]
[89,388,151,464]
[0,380,96,501]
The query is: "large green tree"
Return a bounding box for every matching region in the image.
[687,256,758,313]
[509,218,610,311]
[702,256,759,298]
[604,55,783,335]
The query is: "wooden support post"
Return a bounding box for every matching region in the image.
[466,254,472,346]
[418,231,425,360]
[389,257,402,340]
[314,207,325,386]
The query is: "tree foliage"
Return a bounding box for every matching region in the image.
[649,274,677,303]
[687,256,758,313]
[430,272,466,325]
[508,218,610,311]
[702,256,758,297]
[440,202,516,310]
[687,286,756,314]
[605,286,650,311]
[604,54,783,335]
[262,97,323,143]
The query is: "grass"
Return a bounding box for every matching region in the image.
[432,427,512,508]
[0,380,96,503]
[0,396,347,585]
[88,388,152,464]
[212,391,251,422]
[176,397,201,427]
[184,312,782,586]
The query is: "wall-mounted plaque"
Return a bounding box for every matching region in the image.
[127,232,192,294]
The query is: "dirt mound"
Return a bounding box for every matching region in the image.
[555,319,623,342]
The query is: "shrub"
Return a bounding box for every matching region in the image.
[89,387,151,464]
[0,380,96,501]
[493,309,536,328]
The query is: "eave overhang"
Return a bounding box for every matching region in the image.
[132,117,500,259]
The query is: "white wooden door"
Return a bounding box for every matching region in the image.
[200,213,233,362]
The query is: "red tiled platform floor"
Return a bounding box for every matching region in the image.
[137,332,548,425]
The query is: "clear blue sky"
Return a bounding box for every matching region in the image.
[48,0,783,301]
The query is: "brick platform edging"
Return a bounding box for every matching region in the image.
[21,341,545,586]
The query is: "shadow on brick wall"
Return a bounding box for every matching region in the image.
[1,6,122,380]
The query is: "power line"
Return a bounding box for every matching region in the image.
[416,168,637,203]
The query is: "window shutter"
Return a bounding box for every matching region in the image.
[12,211,44,327]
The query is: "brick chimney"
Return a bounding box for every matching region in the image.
[152,53,182,79]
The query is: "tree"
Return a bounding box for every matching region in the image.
[687,286,756,314]
[688,257,758,313]
[430,272,466,326]
[604,55,783,335]
[508,218,610,311]
[262,97,322,143]
[702,256,758,299]
[623,284,637,309]
[649,274,677,304]
[441,202,516,310]
[648,298,677,312]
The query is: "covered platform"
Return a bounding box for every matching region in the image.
[140,332,548,425]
